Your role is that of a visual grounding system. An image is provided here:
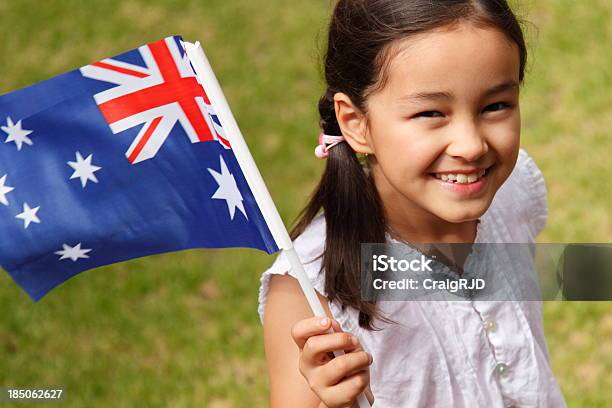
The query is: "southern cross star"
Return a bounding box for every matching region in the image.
[0,174,14,206]
[207,155,247,221]
[15,202,41,228]
[2,117,33,151]
[54,243,92,262]
[68,152,102,188]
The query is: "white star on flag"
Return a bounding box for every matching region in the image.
[0,174,14,206]
[207,155,247,221]
[54,243,92,262]
[68,151,102,188]
[2,117,33,151]
[16,202,41,228]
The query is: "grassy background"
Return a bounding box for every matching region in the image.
[0,0,610,406]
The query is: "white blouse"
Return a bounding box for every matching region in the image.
[258,149,567,407]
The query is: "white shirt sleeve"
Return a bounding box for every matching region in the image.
[487,148,549,243]
[515,148,549,239]
[257,214,327,324]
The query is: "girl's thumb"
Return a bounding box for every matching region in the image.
[329,318,343,333]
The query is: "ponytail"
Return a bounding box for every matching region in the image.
[289,88,391,330]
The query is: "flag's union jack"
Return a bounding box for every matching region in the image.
[80,37,230,164]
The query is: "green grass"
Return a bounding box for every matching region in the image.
[0,0,610,406]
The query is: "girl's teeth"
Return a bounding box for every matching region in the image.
[434,169,488,184]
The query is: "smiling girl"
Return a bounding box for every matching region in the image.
[258,1,566,407]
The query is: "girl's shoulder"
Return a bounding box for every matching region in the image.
[258,213,327,324]
[483,148,548,241]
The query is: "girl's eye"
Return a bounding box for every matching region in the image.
[483,102,512,112]
[414,111,444,118]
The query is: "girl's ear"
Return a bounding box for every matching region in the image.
[333,92,375,155]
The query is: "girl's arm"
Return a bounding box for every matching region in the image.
[264,274,331,407]
[264,274,374,408]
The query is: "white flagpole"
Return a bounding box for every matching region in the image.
[184,41,372,408]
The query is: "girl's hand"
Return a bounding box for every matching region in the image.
[291,316,374,408]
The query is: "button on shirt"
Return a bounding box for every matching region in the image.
[258,149,567,407]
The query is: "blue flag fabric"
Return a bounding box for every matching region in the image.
[0,35,279,301]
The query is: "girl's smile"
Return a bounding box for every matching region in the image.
[429,164,494,197]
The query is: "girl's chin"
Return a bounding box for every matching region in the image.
[436,200,491,223]
[429,194,492,223]
[439,212,485,224]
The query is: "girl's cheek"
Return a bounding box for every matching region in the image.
[487,125,520,156]
[372,117,444,167]
[383,136,431,171]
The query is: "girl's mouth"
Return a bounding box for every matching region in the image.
[428,165,495,195]
[430,166,492,184]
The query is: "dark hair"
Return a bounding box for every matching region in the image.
[290,0,529,330]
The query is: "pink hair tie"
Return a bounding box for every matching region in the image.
[314,133,345,159]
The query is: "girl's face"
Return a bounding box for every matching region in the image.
[348,22,521,226]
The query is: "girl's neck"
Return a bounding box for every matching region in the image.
[386,212,479,244]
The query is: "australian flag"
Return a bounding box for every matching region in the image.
[0,35,279,301]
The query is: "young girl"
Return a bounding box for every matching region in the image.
[258,1,566,407]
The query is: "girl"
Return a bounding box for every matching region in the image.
[258,0,566,407]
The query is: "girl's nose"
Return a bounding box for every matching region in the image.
[445,122,489,162]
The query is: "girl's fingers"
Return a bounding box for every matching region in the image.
[318,350,373,386]
[317,369,371,408]
[291,316,371,407]
[302,332,361,365]
[291,316,343,349]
